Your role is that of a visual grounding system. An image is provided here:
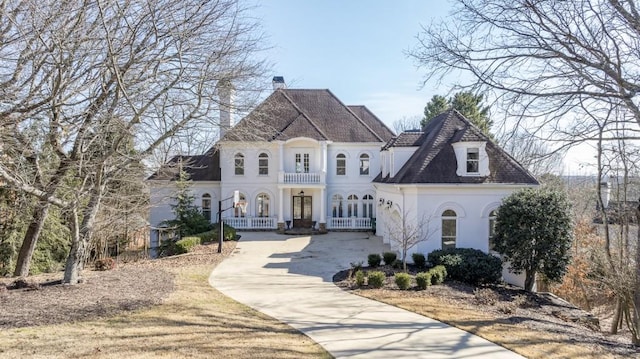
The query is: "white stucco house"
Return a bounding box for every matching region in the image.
[149,77,539,287]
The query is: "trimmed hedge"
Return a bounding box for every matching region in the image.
[355,270,366,287]
[394,272,412,290]
[412,253,426,269]
[429,265,447,285]
[368,271,386,288]
[192,223,237,243]
[382,252,397,265]
[416,272,432,290]
[427,248,502,285]
[368,253,382,267]
[174,236,201,254]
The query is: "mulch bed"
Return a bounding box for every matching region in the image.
[333,265,640,358]
[0,241,236,329]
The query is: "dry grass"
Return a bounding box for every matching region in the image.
[0,247,331,358]
[355,288,634,359]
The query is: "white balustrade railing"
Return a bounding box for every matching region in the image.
[329,217,372,230]
[283,172,321,184]
[223,217,276,229]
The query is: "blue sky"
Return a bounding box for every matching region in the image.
[252,0,595,174]
[254,0,451,127]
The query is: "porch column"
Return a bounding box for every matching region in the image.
[320,187,326,226]
[320,141,327,173]
[277,188,284,231]
[278,142,284,172]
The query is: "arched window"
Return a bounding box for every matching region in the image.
[359,154,370,175]
[441,209,457,249]
[362,194,374,218]
[488,210,497,251]
[234,193,247,217]
[202,193,212,221]
[347,194,358,217]
[258,153,269,175]
[332,194,344,218]
[256,193,270,217]
[336,154,346,175]
[234,153,244,175]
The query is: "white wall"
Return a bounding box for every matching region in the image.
[375,183,535,289]
[149,181,221,227]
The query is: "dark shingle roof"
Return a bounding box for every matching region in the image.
[147,149,221,181]
[347,105,395,142]
[222,89,393,143]
[375,110,538,185]
[381,131,425,150]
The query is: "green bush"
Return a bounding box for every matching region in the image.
[394,272,412,290]
[368,271,386,288]
[429,265,447,285]
[427,248,502,285]
[391,259,403,269]
[382,252,397,265]
[355,270,366,287]
[191,230,216,243]
[174,236,201,254]
[368,253,382,267]
[412,253,426,269]
[194,223,237,243]
[416,272,432,290]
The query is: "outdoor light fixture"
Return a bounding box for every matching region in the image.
[378,198,385,206]
[386,200,393,209]
[299,190,305,196]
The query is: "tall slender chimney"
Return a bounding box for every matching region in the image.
[217,79,234,140]
[272,76,285,90]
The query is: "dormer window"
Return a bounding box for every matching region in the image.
[452,141,490,177]
[466,148,479,173]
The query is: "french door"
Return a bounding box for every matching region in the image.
[292,195,312,228]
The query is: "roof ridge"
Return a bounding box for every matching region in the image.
[279,90,330,141]
[393,111,450,183]
[326,89,384,142]
[352,105,396,138]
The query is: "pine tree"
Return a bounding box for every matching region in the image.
[162,169,211,236]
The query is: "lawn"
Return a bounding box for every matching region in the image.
[0,243,331,359]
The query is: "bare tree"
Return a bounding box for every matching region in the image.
[392,115,422,134]
[0,0,268,283]
[384,208,435,272]
[409,0,640,151]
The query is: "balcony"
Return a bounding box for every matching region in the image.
[279,172,325,185]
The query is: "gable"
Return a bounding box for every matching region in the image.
[376,110,538,185]
[147,149,221,181]
[222,89,391,143]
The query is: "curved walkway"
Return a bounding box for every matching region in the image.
[209,232,524,359]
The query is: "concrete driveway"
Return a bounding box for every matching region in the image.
[209,232,524,359]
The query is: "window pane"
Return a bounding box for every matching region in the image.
[360,154,370,175]
[442,209,456,217]
[442,219,456,237]
[467,148,479,173]
[235,154,244,175]
[258,153,268,175]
